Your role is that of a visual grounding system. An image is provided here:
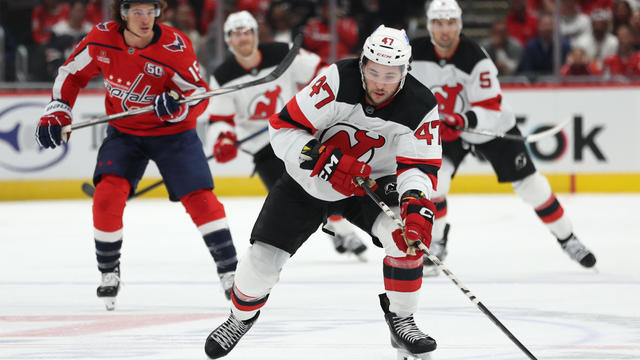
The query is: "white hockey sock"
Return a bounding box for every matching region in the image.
[512,172,573,239]
[387,290,419,317]
[231,242,291,321]
[325,216,353,236]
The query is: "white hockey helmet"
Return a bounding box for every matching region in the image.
[360,25,412,92]
[223,10,258,47]
[426,0,463,36]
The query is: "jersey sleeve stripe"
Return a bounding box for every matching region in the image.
[470,94,502,111]
[52,46,94,102]
[270,98,318,134]
[396,157,442,167]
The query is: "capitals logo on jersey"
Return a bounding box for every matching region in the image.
[431,83,466,114]
[164,33,186,52]
[249,86,283,120]
[104,74,155,111]
[319,123,386,163]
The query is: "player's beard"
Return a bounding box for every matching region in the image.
[365,83,399,107]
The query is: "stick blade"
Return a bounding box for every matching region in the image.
[526,118,571,143]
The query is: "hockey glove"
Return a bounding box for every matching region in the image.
[154,90,188,123]
[392,190,435,255]
[439,112,466,142]
[301,140,372,197]
[36,100,72,149]
[213,131,238,163]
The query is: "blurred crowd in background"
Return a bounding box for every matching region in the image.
[1,0,640,84]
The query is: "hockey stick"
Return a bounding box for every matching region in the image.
[354,177,538,360]
[458,118,570,143]
[62,34,303,136]
[81,126,269,198]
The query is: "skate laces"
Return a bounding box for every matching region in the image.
[100,272,120,287]
[393,315,428,343]
[561,236,591,261]
[211,314,249,350]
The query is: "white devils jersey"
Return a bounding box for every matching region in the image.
[410,35,516,144]
[207,42,326,153]
[270,59,442,202]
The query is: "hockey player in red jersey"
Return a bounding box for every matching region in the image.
[208,10,369,261]
[204,25,441,360]
[411,0,597,275]
[35,0,239,309]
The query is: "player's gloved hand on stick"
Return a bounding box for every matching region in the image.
[154,90,188,123]
[213,131,238,163]
[439,112,466,142]
[36,100,73,149]
[300,140,372,197]
[392,190,435,256]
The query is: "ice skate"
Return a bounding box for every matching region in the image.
[219,271,235,300]
[379,294,436,359]
[558,234,597,268]
[204,311,259,359]
[332,232,368,262]
[423,223,450,277]
[96,266,120,311]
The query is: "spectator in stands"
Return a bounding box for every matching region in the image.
[574,8,618,69]
[518,12,572,75]
[481,20,524,75]
[602,24,640,75]
[561,46,601,74]
[579,0,614,14]
[629,8,640,49]
[172,2,203,55]
[613,0,633,32]
[528,0,556,15]
[302,0,358,61]
[199,0,217,35]
[561,0,593,43]
[32,0,70,45]
[507,0,540,46]
[45,0,93,79]
[85,0,104,24]
[267,1,293,42]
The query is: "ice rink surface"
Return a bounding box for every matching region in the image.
[1,193,639,360]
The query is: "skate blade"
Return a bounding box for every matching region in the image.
[397,349,433,360]
[422,266,439,278]
[101,297,117,311]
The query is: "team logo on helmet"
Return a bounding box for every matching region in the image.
[164,33,186,52]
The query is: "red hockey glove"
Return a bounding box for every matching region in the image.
[392,190,435,255]
[213,131,238,163]
[154,90,188,123]
[36,100,72,149]
[301,140,371,197]
[439,112,466,142]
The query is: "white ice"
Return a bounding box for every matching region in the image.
[1,194,639,360]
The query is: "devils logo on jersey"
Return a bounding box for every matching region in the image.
[164,33,186,52]
[319,123,386,163]
[249,86,283,120]
[432,83,465,114]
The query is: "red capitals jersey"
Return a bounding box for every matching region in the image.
[52,21,209,136]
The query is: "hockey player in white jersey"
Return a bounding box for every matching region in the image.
[207,10,369,261]
[411,0,596,275]
[204,25,442,359]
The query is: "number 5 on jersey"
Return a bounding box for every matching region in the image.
[309,76,335,109]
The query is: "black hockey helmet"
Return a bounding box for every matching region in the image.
[120,0,161,18]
